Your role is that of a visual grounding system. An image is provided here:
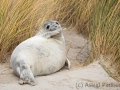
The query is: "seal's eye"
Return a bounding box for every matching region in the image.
[56,22,59,24]
[46,25,50,29]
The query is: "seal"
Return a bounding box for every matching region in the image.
[10,20,71,86]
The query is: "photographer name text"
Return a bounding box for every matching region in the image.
[76,82,120,89]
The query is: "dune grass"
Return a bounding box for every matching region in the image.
[49,0,95,36]
[50,0,120,80]
[89,0,120,80]
[0,0,54,62]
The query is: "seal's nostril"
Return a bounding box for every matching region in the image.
[56,22,59,24]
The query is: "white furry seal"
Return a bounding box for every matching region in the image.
[10,20,70,86]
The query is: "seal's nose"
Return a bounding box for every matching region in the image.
[54,22,61,28]
[55,22,59,25]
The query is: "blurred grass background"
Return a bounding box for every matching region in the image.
[0,0,120,80]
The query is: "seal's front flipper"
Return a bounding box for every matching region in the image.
[19,61,36,86]
[65,58,71,70]
[41,28,62,39]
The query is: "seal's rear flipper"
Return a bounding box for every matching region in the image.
[19,61,36,86]
[65,58,71,70]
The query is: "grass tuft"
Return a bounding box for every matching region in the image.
[0,0,54,62]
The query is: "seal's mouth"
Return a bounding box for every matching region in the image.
[49,27,62,31]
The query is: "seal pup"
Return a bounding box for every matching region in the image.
[10,20,70,86]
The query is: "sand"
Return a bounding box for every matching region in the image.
[0,29,119,90]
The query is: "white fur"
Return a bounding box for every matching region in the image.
[11,35,66,76]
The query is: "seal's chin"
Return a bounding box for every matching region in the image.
[49,29,55,31]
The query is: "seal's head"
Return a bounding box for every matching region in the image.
[42,20,62,32]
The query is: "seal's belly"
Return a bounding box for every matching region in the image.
[12,36,66,76]
[33,42,66,76]
[30,40,66,76]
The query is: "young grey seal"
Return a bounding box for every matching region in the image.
[10,20,70,86]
